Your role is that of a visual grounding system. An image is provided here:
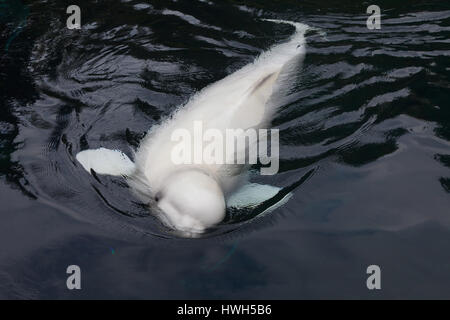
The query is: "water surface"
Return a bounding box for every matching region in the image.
[1,0,450,298]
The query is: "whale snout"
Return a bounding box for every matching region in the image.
[155,169,226,236]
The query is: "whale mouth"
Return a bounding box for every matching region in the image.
[155,209,206,238]
[154,198,209,237]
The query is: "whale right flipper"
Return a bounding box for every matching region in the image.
[226,183,283,208]
[76,148,136,176]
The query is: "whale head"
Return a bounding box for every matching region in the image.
[154,169,226,236]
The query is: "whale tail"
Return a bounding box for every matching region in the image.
[261,18,309,32]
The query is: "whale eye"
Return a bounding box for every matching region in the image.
[154,191,162,202]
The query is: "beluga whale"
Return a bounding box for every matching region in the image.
[76,19,310,237]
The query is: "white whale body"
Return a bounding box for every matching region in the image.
[76,19,309,236]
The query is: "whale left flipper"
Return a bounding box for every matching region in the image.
[76,148,135,176]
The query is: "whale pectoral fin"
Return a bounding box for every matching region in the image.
[226,183,284,208]
[76,148,136,177]
[231,72,280,129]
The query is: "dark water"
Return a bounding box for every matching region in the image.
[1,0,449,299]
